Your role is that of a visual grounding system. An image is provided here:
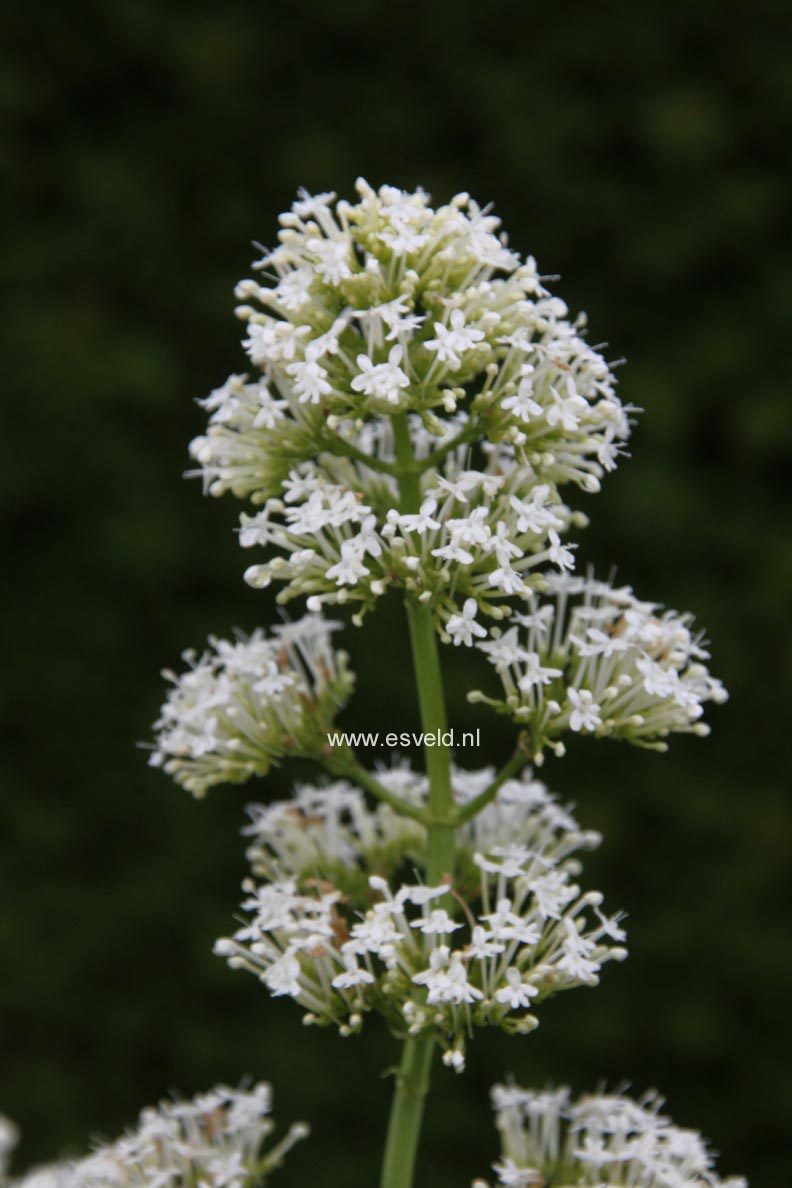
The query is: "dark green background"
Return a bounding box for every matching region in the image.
[2,2,790,1184]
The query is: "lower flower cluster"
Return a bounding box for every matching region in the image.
[477,1083,746,1187]
[1,1085,307,1188]
[215,765,626,1070]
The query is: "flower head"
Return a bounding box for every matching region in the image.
[215,764,625,1068]
[189,181,632,635]
[149,615,353,796]
[479,1082,746,1188]
[471,574,727,760]
[5,1085,307,1188]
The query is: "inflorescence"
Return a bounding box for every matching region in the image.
[189,180,633,637]
[138,181,739,1183]
[214,766,626,1070]
[1,1084,307,1188]
[149,614,353,796]
[476,1083,746,1187]
[471,574,728,760]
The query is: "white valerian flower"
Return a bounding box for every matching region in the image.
[425,308,487,370]
[470,574,727,761]
[350,345,410,408]
[189,181,633,633]
[480,1083,746,1188]
[149,615,354,796]
[215,764,625,1068]
[6,1085,307,1188]
[447,599,488,646]
[236,443,584,637]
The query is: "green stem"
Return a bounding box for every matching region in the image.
[414,418,479,474]
[320,430,400,476]
[379,415,457,1188]
[405,601,455,874]
[378,1035,434,1188]
[453,742,530,825]
[327,749,427,823]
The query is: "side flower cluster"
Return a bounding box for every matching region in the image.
[471,574,727,760]
[476,1083,746,1188]
[1,1084,307,1188]
[188,180,632,636]
[149,615,353,796]
[215,765,626,1070]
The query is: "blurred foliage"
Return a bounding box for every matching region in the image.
[1,1,791,1185]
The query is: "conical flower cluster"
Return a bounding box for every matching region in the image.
[1,1085,306,1188]
[477,1083,746,1188]
[188,180,631,636]
[215,766,626,1070]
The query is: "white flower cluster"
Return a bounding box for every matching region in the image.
[242,771,425,888]
[3,1085,307,1188]
[471,574,727,760]
[149,615,353,796]
[189,180,631,634]
[240,448,584,633]
[477,1083,746,1188]
[215,765,626,1070]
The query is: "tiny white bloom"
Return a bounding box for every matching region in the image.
[350,345,410,405]
[567,688,602,733]
[447,599,487,646]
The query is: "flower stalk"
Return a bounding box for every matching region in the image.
[379,419,456,1188]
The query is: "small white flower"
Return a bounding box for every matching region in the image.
[273,267,314,312]
[447,599,488,646]
[410,909,463,935]
[546,380,588,431]
[567,688,602,733]
[331,952,376,989]
[285,358,333,404]
[546,529,577,572]
[393,499,441,535]
[326,542,371,586]
[306,235,353,283]
[350,345,410,406]
[425,309,486,370]
[478,628,527,670]
[518,654,563,691]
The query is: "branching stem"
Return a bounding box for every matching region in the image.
[414,418,479,474]
[320,431,400,476]
[453,742,530,825]
[327,749,427,823]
